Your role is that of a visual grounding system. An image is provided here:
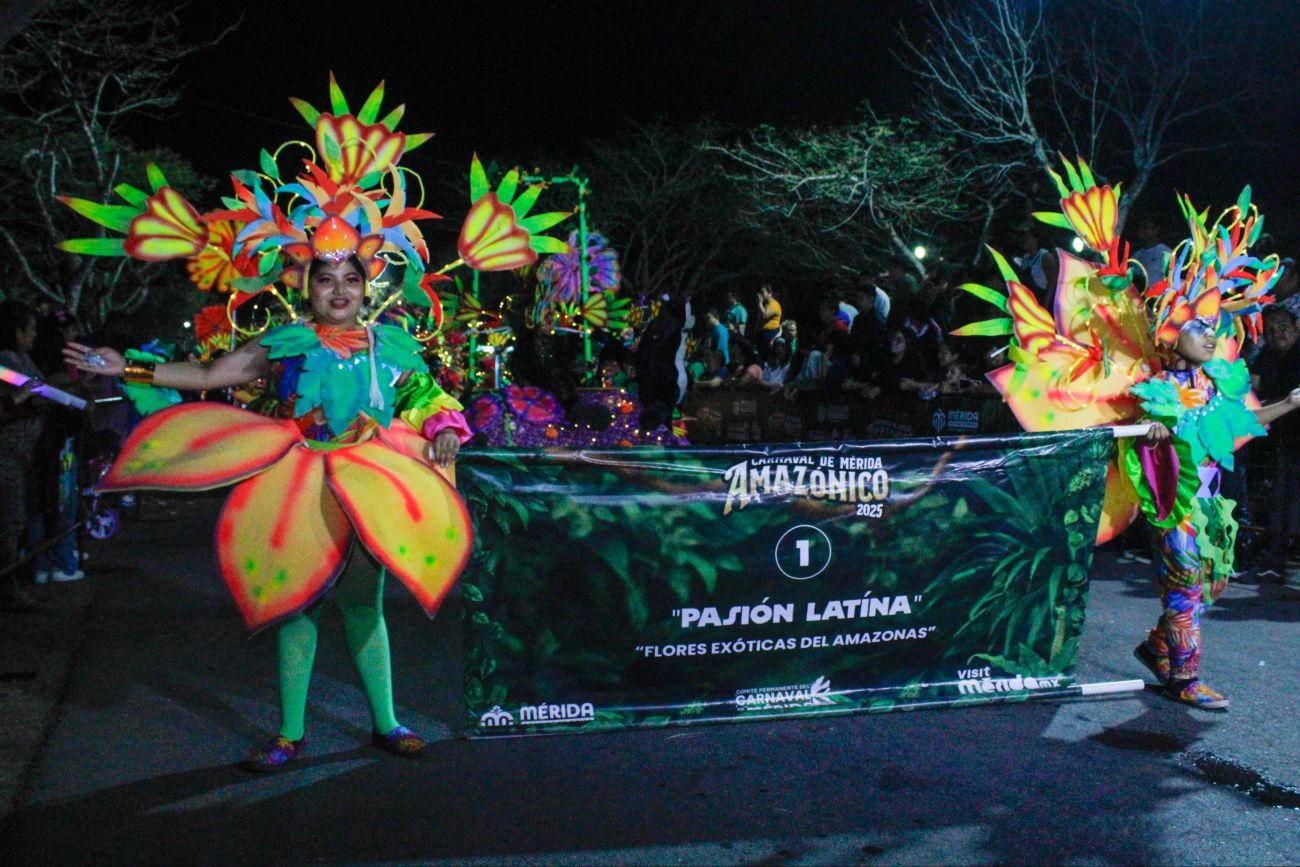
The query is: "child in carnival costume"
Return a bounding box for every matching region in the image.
[955,157,1300,710]
[59,75,571,768]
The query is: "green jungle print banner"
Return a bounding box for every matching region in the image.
[457,429,1111,736]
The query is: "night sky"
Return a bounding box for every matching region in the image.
[123,0,1300,249]
[140,1,918,174]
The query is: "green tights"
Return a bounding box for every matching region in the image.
[275,555,401,740]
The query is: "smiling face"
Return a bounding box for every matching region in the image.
[306,258,367,326]
[1173,318,1218,366]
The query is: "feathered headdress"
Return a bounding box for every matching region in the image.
[55,73,571,334]
[953,155,1279,543]
[1145,188,1280,347]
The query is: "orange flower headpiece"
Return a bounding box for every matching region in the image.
[1146,187,1281,348]
[278,215,387,292]
[55,73,573,332]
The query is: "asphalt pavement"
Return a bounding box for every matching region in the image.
[0,491,1297,866]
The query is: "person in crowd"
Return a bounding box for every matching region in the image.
[817,296,852,336]
[1252,305,1300,580]
[1014,223,1058,306]
[777,319,799,357]
[724,339,765,389]
[723,290,748,337]
[880,263,921,302]
[884,328,931,397]
[1130,217,1172,292]
[775,318,803,380]
[755,283,782,352]
[0,301,46,611]
[888,293,942,383]
[759,340,791,392]
[787,329,854,397]
[28,310,89,583]
[837,297,859,331]
[701,308,730,365]
[691,350,727,390]
[1267,257,1299,320]
[921,265,960,334]
[854,273,892,327]
[900,341,990,399]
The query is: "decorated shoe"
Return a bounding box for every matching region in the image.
[372,725,427,757]
[1133,643,1170,684]
[1166,679,1229,710]
[238,735,305,772]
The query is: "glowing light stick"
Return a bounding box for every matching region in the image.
[0,363,88,410]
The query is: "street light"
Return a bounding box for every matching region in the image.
[913,245,928,261]
[1071,237,1085,253]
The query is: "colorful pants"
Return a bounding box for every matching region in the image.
[1145,511,1228,681]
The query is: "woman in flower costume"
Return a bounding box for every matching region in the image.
[955,158,1300,709]
[59,75,571,768]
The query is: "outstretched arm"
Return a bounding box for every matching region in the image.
[64,337,271,392]
[1254,387,1300,426]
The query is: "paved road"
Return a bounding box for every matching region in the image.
[1,492,1297,865]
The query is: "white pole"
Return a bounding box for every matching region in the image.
[1109,424,1153,438]
[1077,679,1146,696]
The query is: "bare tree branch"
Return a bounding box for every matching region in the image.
[0,0,235,322]
[898,0,1260,229]
[708,110,973,280]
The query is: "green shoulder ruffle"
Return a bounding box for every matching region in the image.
[260,323,429,433]
[395,371,464,432]
[1130,359,1264,471]
[260,323,321,359]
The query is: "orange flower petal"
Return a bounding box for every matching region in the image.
[316,114,407,184]
[1006,281,1056,356]
[1097,458,1140,545]
[125,187,206,261]
[216,446,352,631]
[325,439,472,616]
[100,404,303,491]
[458,193,536,271]
[376,420,455,485]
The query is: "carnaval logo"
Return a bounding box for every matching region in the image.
[721,455,890,516]
[734,676,835,711]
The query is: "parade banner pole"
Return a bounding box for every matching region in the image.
[1110,424,1154,438]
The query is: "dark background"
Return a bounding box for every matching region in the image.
[116,0,1300,252]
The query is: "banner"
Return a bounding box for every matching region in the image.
[457,429,1110,736]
